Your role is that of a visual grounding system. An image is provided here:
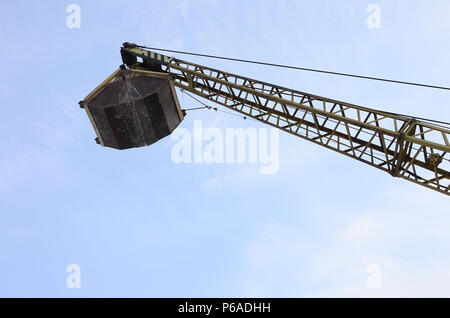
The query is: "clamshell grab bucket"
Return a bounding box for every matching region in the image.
[80,69,184,150]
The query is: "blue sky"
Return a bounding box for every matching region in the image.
[0,0,449,297]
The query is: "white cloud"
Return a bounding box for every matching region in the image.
[344,214,382,242]
[231,184,450,297]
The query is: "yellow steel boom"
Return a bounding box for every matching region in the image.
[90,43,450,195]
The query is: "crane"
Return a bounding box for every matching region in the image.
[79,43,450,196]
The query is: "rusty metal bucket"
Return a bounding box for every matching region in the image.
[80,69,184,150]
